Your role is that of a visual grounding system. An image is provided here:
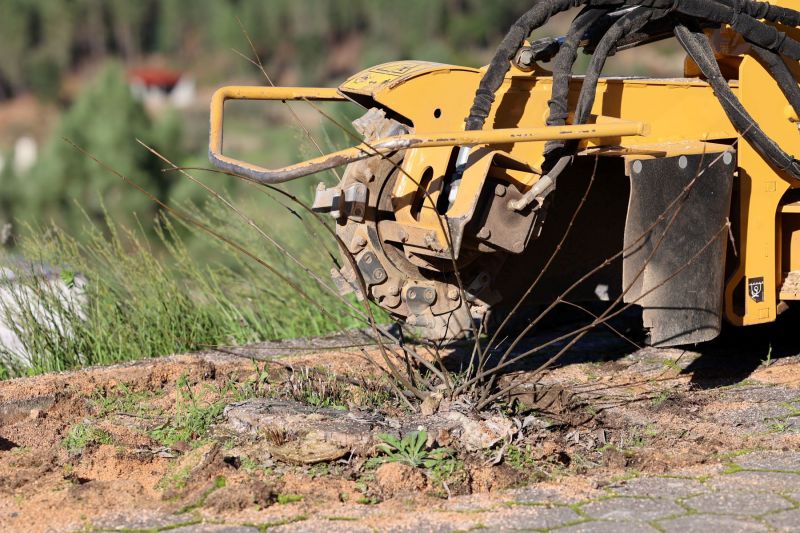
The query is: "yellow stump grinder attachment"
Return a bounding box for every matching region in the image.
[210,0,800,346]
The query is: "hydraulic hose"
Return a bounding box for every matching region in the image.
[675,22,800,179]
[545,7,611,157]
[464,0,800,191]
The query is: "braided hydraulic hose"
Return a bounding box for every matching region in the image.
[675,22,800,178]
[545,7,611,157]
[465,0,800,186]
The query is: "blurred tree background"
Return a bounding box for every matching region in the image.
[0,0,685,373]
[0,0,682,243]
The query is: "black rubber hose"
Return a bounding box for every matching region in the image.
[674,22,800,179]
[599,13,702,51]
[544,6,664,189]
[465,0,590,132]
[664,0,800,59]
[575,7,664,126]
[749,43,800,118]
[467,0,800,134]
[544,7,611,157]
[715,0,800,26]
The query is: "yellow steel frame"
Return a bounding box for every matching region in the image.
[208,3,800,328]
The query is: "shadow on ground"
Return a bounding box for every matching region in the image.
[439,302,800,392]
[684,305,800,388]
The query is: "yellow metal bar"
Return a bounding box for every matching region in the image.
[209,84,648,185]
[208,85,347,183]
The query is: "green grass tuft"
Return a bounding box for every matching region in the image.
[0,205,366,378]
[62,422,113,454]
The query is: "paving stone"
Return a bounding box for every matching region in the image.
[658,514,768,532]
[481,505,581,530]
[441,493,496,512]
[92,512,197,530]
[710,471,800,493]
[556,520,660,532]
[710,387,800,430]
[269,519,396,533]
[581,497,686,521]
[368,519,457,533]
[506,486,586,505]
[734,451,800,472]
[610,476,707,499]
[682,491,792,516]
[762,508,800,531]
[170,526,259,533]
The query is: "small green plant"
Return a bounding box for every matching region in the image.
[62,422,113,454]
[503,444,538,471]
[762,344,774,367]
[277,493,304,504]
[239,456,260,471]
[91,382,155,416]
[150,375,225,447]
[233,361,272,402]
[179,475,227,514]
[650,390,672,408]
[375,431,452,469]
[429,456,466,494]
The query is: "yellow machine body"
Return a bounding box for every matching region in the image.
[209,5,800,343]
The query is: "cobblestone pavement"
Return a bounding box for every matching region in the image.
[97,450,800,532]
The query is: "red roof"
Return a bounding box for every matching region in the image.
[128,68,182,88]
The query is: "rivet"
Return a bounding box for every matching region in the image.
[632,160,643,174]
[374,269,386,281]
[678,156,688,169]
[424,288,435,301]
[495,184,507,197]
[723,151,734,166]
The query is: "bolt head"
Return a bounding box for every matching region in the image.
[408,289,417,300]
[517,48,534,66]
[374,268,386,281]
[495,184,507,197]
[723,151,734,165]
[364,254,373,264]
[424,288,435,301]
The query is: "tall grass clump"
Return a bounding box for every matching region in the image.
[0,203,360,378]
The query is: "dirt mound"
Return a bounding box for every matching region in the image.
[0,337,798,532]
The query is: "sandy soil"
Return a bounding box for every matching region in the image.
[1,327,799,532]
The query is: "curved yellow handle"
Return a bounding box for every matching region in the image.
[209,85,647,185]
[208,86,348,184]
